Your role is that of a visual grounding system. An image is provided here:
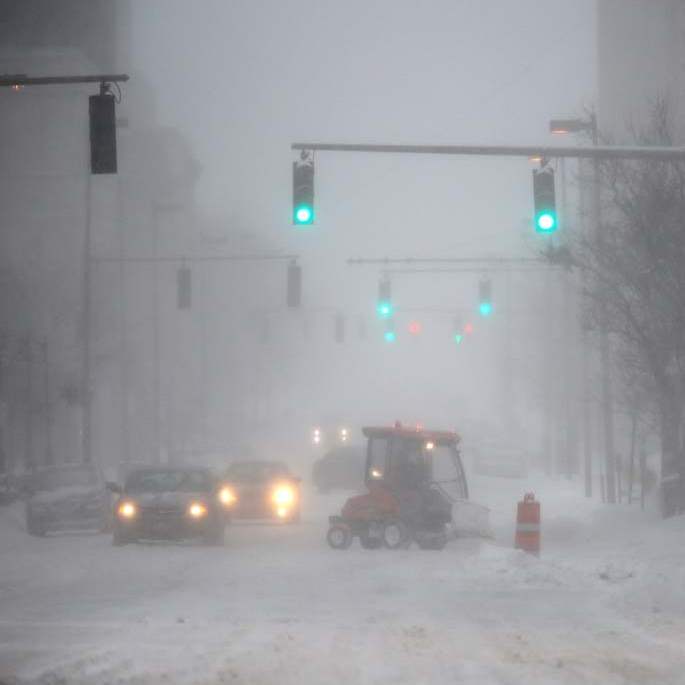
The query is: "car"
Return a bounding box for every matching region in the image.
[221,460,301,523]
[312,445,366,493]
[109,466,227,546]
[25,464,111,536]
[472,445,528,478]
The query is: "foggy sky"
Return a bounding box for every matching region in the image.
[128,1,596,436]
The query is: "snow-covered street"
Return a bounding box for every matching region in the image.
[2,474,684,685]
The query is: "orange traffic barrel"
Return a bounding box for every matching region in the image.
[515,493,540,556]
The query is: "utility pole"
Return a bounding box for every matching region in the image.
[24,337,33,471]
[591,116,616,504]
[152,206,161,465]
[83,170,92,463]
[42,339,53,467]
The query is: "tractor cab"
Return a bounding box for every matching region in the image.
[363,424,468,501]
[326,423,469,550]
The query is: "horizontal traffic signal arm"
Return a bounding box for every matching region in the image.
[292,141,685,161]
[92,253,299,264]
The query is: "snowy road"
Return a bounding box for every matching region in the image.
[1,477,685,684]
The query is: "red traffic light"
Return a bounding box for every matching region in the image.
[408,321,421,335]
[464,322,474,335]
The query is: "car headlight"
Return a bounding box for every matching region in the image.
[272,485,295,506]
[188,502,208,518]
[218,486,237,506]
[117,501,137,519]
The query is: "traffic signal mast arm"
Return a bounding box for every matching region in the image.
[292,142,685,162]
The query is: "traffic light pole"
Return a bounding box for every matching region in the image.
[1,75,130,466]
[304,137,667,504]
[293,142,685,161]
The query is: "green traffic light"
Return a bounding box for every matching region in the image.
[376,301,393,319]
[454,333,463,345]
[536,211,557,233]
[479,302,492,317]
[384,330,396,343]
[294,204,314,225]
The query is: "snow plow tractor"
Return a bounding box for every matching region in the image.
[326,424,469,550]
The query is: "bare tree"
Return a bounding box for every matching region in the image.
[571,100,685,516]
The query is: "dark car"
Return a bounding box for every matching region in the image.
[25,464,111,536]
[312,445,366,493]
[109,466,227,546]
[221,461,301,523]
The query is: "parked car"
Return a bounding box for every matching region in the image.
[312,445,366,493]
[221,461,301,523]
[109,466,227,546]
[25,464,111,536]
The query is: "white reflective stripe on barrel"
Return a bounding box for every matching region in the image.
[515,523,540,532]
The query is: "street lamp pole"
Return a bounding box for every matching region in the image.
[590,115,617,504]
[550,116,616,501]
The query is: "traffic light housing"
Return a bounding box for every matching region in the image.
[177,265,192,309]
[89,90,117,174]
[384,318,396,343]
[287,261,301,308]
[293,150,314,225]
[478,278,492,317]
[532,168,557,233]
[377,278,393,319]
[453,317,464,344]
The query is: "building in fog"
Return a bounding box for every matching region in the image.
[598,0,685,140]
[0,1,202,473]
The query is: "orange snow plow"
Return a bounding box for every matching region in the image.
[326,423,469,550]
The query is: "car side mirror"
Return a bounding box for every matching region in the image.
[106,481,122,494]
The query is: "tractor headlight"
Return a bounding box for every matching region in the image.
[218,486,237,506]
[188,502,208,518]
[117,501,137,519]
[272,485,295,506]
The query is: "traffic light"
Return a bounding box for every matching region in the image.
[453,318,464,345]
[408,320,421,335]
[478,278,492,317]
[377,278,393,319]
[532,168,557,233]
[384,319,396,343]
[177,265,192,309]
[334,314,345,343]
[89,89,117,174]
[293,149,314,226]
[287,261,301,308]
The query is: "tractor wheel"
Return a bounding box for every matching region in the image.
[359,531,383,549]
[382,520,411,550]
[326,523,353,550]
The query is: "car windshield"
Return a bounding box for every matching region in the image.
[124,469,212,493]
[226,462,288,482]
[35,467,98,491]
